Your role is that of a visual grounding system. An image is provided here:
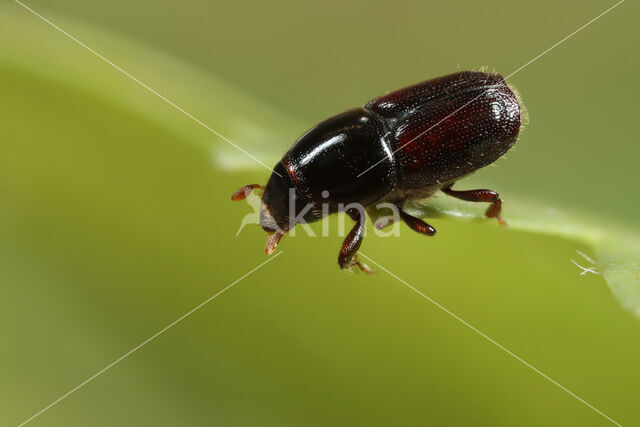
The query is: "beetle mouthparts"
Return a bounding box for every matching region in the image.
[265,230,286,254]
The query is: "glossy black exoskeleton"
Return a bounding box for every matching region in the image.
[232,71,525,273]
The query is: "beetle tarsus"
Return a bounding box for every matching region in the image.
[351,255,375,275]
[442,184,506,225]
[398,208,437,236]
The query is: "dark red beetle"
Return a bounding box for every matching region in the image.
[233,71,525,273]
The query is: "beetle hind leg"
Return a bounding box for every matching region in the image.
[442,184,505,225]
[338,208,374,275]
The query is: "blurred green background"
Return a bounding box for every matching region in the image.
[1,0,639,426]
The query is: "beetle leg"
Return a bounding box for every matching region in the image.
[231,184,265,201]
[398,208,437,236]
[442,184,505,225]
[339,209,374,274]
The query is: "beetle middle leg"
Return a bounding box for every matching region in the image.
[442,184,505,225]
[397,208,437,236]
[338,208,374,274]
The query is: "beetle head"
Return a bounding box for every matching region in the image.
[259,163,296,233]
[232,162,318,254]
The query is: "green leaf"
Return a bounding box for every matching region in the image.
[0,3,298,171]
[399,196,640,317]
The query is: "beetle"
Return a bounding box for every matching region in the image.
[232,71,525,273]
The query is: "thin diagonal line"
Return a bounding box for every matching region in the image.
[13,0,282,177]
[571,259,600,276]
[357,0,624,178]
[17,252,284,427]
[359,252,621,426]
[356,91,485,177]
[505,0,625,79]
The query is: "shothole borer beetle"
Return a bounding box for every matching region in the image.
[233,71,526,273]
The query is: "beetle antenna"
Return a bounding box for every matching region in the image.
[231,184,265,201]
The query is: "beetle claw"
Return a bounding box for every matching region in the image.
[351,255,376,275]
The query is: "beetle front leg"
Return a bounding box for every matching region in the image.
[338,209,374,274]
[442,184,505,225]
